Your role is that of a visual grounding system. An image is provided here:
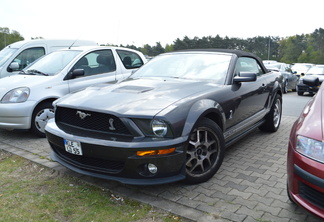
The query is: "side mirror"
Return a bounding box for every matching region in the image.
[8,62,20,72]
[64,69,85,80]
[303,76,320,86]
[72,69,85,77]
[233,72,257,83]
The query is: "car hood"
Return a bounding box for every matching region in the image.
[0,74,51,95]
[297,87,324,141]
[302,74,324,81]
[57,77,219,116]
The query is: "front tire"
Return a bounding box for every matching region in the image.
[259,94,282,132]
[185,118,225,184]
[31,102,55,137]
[297,91,304,96]
[296,86,303,96]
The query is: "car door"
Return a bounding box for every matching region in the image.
[283,64,298,89]
[66,49,119,93]
[229,57,270,125]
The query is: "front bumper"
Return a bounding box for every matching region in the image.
[0,101,35,130]
[297,83,320,94]
[45,120,187,185]
[287,141,324,219]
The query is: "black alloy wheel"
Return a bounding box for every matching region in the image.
[259,94,282,132]
[185,118,225,184]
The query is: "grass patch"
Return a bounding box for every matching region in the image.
[0,150,184,222]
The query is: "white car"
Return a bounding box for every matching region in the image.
[0,46,147,137]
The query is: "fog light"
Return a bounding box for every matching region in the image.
[147,163,158,174]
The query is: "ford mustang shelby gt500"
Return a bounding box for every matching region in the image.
[45,49,283,185]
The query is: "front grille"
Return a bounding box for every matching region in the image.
[51,143,124,173]
[299,181,324,209]
[55,107,132,136]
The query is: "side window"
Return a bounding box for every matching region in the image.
[235,57,265,76]
[73,50,116,77]
[10,47,45,71]
[116,49,144,69]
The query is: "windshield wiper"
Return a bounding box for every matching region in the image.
[19,70,27,74]
[27,69,48,76]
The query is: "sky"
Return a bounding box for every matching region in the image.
[1,0,323,47]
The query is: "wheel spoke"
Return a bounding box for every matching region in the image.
[185,118,225,184]
[273,99,281,127]
[35,108,54,132]
[186,128,219,174]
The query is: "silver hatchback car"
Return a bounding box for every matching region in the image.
[0,46,146,137]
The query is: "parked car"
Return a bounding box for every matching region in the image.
[0,46,146,137]
[296,65,324,96]
[287,79,324,219]
[291,63,314,77]
[264,62,298,93]
[263,60,278,64]
[45,49,283,185]
[0,39,97,78]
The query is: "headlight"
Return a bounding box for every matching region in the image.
[152,119,168,137]
[1,87,30,103]
[132,118,173,138]
[296,135,324,163]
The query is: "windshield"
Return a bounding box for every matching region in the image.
[24,50,82,76]
[265,63,281,70]
[291,64,312,72]
[132,53,231,84]
[306,66,324,75]
[0,47,18,67]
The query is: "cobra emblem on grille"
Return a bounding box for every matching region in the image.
[76,111,91,119]
[109,118,116,130]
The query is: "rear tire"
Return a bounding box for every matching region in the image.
[259,94,282,132]
[31,102,55,137]
[283,80,288,94]
[185,118,225,184]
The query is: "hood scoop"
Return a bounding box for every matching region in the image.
[112,85,154,94]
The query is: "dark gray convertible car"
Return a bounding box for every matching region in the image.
[45,49,283,185]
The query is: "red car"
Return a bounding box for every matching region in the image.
[287,77,324,219]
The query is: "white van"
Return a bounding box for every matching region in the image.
[0,39,97,78]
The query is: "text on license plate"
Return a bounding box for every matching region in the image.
[64,139,83,155]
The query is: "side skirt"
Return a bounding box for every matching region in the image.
[224,119,266,148]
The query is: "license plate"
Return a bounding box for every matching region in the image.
[64,139,83,155]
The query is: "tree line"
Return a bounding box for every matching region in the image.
[1,27,324,64]
[0,27,24,49]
